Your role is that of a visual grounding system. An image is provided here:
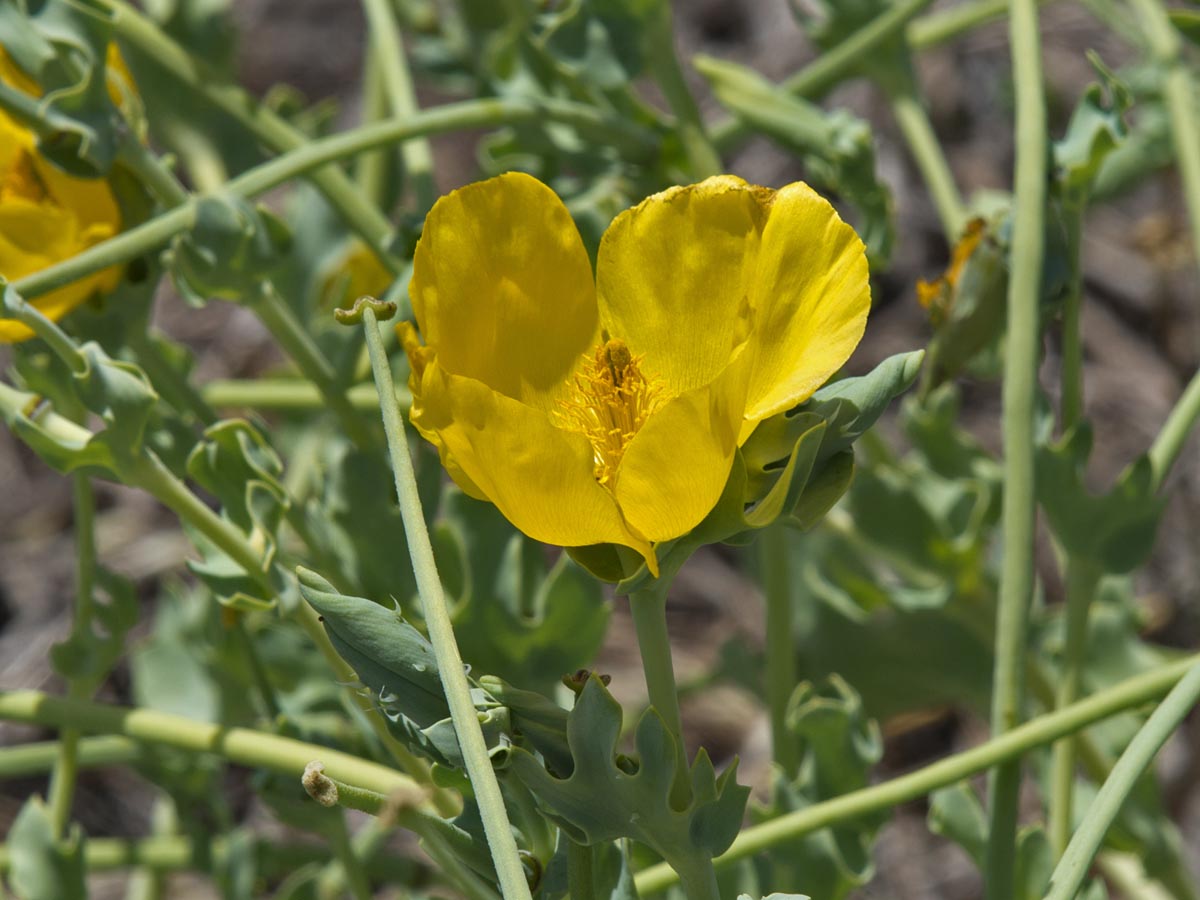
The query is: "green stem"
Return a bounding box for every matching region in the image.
[230,615,282,721]
[633,650,1200,893]
[760,524,798,777]
[0,365,443,800]
[354,44,392,208]
[1045,662,1200,900]
[645,8,722,177]
[884,78,967,239]
[1048,561,1101,856]
[567,841,596,900]
[0,835,414,880]
[116,135,191,208]
[0,736,140,778]
[985,0,1046,892]
[45,476,98,839]
[906,0,1032,49]
[357,303,532,900]
[628,584,690,808]
[13,97,651,303]
[201,378,409,412]
[361,0,436,211]
[0,690,428,803]
[248,282,376,450]
[710,0,935,152]
[99,0,400,271]
[1149,367,1200,491]
[1060,205,1086,431]
[327,814,374,900]
[1125,0,1200,491]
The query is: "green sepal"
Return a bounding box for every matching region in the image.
[1036,424,1165,573]
[508,675,750,873]
[477,677,572,777]
[606,351,923,591]
[7,796,87,900]
[169,195,292,305]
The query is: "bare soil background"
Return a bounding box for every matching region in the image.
[1,1,1198,897]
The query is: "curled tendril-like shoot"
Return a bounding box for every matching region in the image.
[334,294,397,325]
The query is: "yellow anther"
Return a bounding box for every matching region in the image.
[557,338,663,489]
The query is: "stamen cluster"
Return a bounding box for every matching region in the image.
[557,338,662,488]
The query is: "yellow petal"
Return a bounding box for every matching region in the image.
[410,361,655,569]
[596,175,766,398]
[34,153,122,228]
[744,182,870,423]
[613,350,750,542]
[0,203,120,343]
[409,172,598,412]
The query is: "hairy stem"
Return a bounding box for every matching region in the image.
[358,304,532,900]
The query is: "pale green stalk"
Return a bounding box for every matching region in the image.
[97,0,401,270]
[633,651,1200,893]
[1124,0,1200,491]
[327,815,373,900]
[627,578,721,900]
[1048,561,1101,855]
[354,300,532,900]
[355,44,392,208]
[1044,662,1200,900]
[45,475,98,839]
[985,0,1046,892]
[0,690,426,801]
[1049,202,1090,859]
[202,378,409,412]
[645,7,722,177]
[710,0,935,151]
[760,524,798,776]
[907,0,1011,47]
[361,0,436,211]
[1059,208,1086,430]
[0,736,139,777]
[13,97,651,303]
[1150,371,1200,490]
[884,78,967,239]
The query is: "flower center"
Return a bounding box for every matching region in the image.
[557,338,663,488]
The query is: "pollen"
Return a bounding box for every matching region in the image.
[557,338,663,488]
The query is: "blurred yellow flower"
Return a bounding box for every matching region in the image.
[400,173,870,575]
[321,240,393,310]
[0,45,131,342]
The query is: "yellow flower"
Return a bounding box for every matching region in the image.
[399,173,870,575]
[0,46,131,343]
